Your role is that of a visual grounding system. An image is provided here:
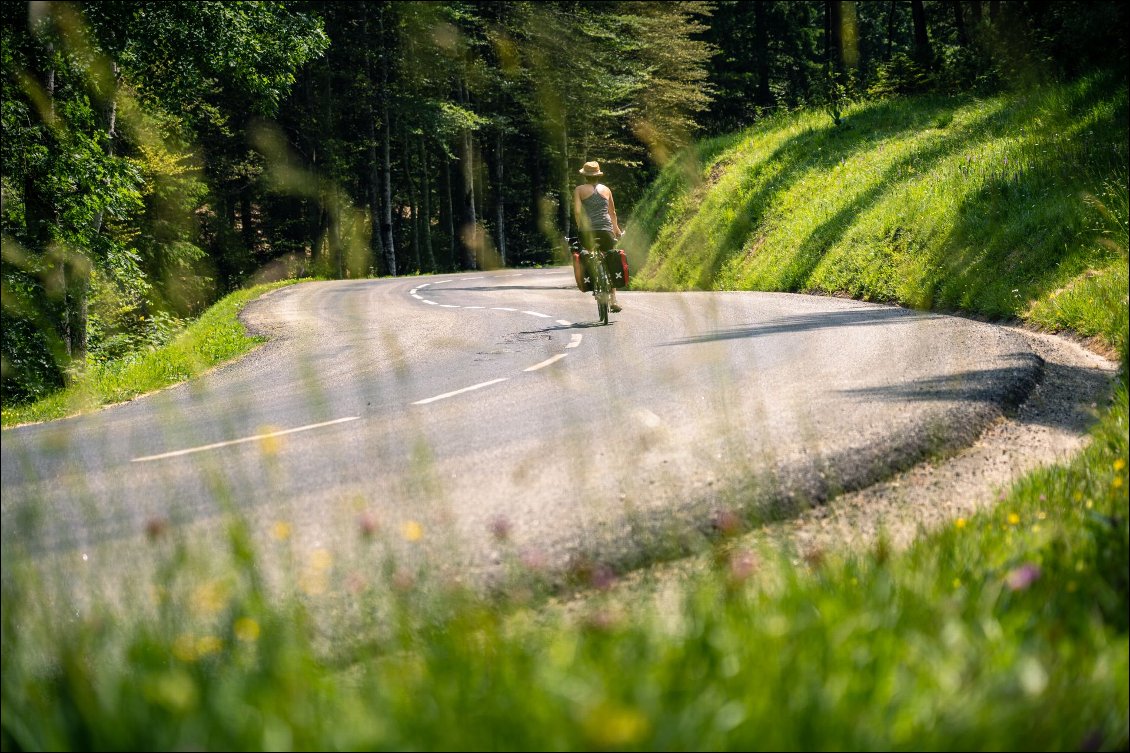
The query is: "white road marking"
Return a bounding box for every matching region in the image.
[432,279,452,284]
[523,311,552,318]
[132,417,361,463]
[524,354,567,372]
[423,300,438,305]
[491,307,517,312]
[439,304,459,308]
[417,283,431,288]
[556,319,572,326]
[412,378,509,405]
[567,334,583,349]
[463,276,485,280]
[463,305,485,309]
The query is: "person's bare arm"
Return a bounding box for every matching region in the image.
[607,188,623,239]
[573,187,586,234]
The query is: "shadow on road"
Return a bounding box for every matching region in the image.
[658,307,940,346]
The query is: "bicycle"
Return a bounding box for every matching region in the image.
[567,236,615,325]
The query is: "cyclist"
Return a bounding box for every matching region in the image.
[573,161,624,312]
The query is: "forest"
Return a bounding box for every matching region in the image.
[2,1,1126,404]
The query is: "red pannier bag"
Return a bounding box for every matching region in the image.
[573,250,629,292]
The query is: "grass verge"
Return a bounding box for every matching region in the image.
[0,279,303,429]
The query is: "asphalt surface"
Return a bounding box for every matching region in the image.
[1,267,1046,582]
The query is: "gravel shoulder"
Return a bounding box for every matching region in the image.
[555,324,1119,607]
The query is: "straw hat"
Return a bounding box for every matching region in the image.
[578,161,604,177]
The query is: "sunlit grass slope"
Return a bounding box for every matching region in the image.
[0,280,302,428]
[626,72,1128,366]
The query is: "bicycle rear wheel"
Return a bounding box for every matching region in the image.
[593,258,612,325]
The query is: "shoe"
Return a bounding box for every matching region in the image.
[610,304,622,313]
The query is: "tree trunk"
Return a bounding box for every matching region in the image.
[953,1,968,46]
[379,14,397,276]
[440,152,455,271]
[825,1,844,72]
[493,129,507,267]
[364,7,386,276]
[884,0,897,61]
[459,79,477,270]
[970,1,983,25]
[911,0,932,70]
[559,120,570,239]
[402,123,420,272]
[754,0,772,107]
[419,134,435,272]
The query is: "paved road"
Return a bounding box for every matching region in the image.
[1,268,1042,581]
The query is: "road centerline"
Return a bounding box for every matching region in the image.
[132,416,361,463]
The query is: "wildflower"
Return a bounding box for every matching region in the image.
[272,521,292,541]
[173,634,198,662]
[258,426,282,456]
[1114,458,1126,472]
[309,548,333,571]
[953,578,962,589]
[1007,512,1020,526]
[392,569,416,592]
[1006,563,1041,591]
[583,702,650,747]
[191,581,227,617]
[357,512,379,539]
[728,549,758,583]
[489,515,512,543]
[401,520,424,542]
[519,548,548,572]
[1114,476,1124,489]
[712,508,743,538]
[955,517,967,530]
[234,617,260,642]
[145,516,169,541]
[195,635,222,657]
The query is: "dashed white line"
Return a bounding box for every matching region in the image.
[439,304,460,308]
[132,417,361,463]
[423,300,438,305]
[523,311,552,318]
[524,354,567,372]
[411,378,509,405]
[463,306,485,309]
[491,307,518,312]
[556,319,572,326]
[567,334,583,348]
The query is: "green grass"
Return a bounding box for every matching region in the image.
[625,73,1129,361]
[3,75,1128,750]
[0,279,303,429]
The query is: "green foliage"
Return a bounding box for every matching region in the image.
[0,279,301,428]
[630,74,1129,363]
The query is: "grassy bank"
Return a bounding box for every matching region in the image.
[0,279,302,429]
[3,76,1128,750]
[625,72,1128,367]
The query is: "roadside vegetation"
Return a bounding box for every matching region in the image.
[3,75,1128,749]
[0,279,301,428]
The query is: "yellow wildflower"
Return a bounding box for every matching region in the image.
[955,518,967,530]
[195,635,222,657]
[1114,458,1126,471]
[234,617,260,642]
[1007,513,1020,526]
[272,521,292,541]
[402,520,424,542]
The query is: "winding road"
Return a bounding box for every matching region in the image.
[1,267,1067,581]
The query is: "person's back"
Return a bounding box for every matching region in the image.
[572,161,624,311]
